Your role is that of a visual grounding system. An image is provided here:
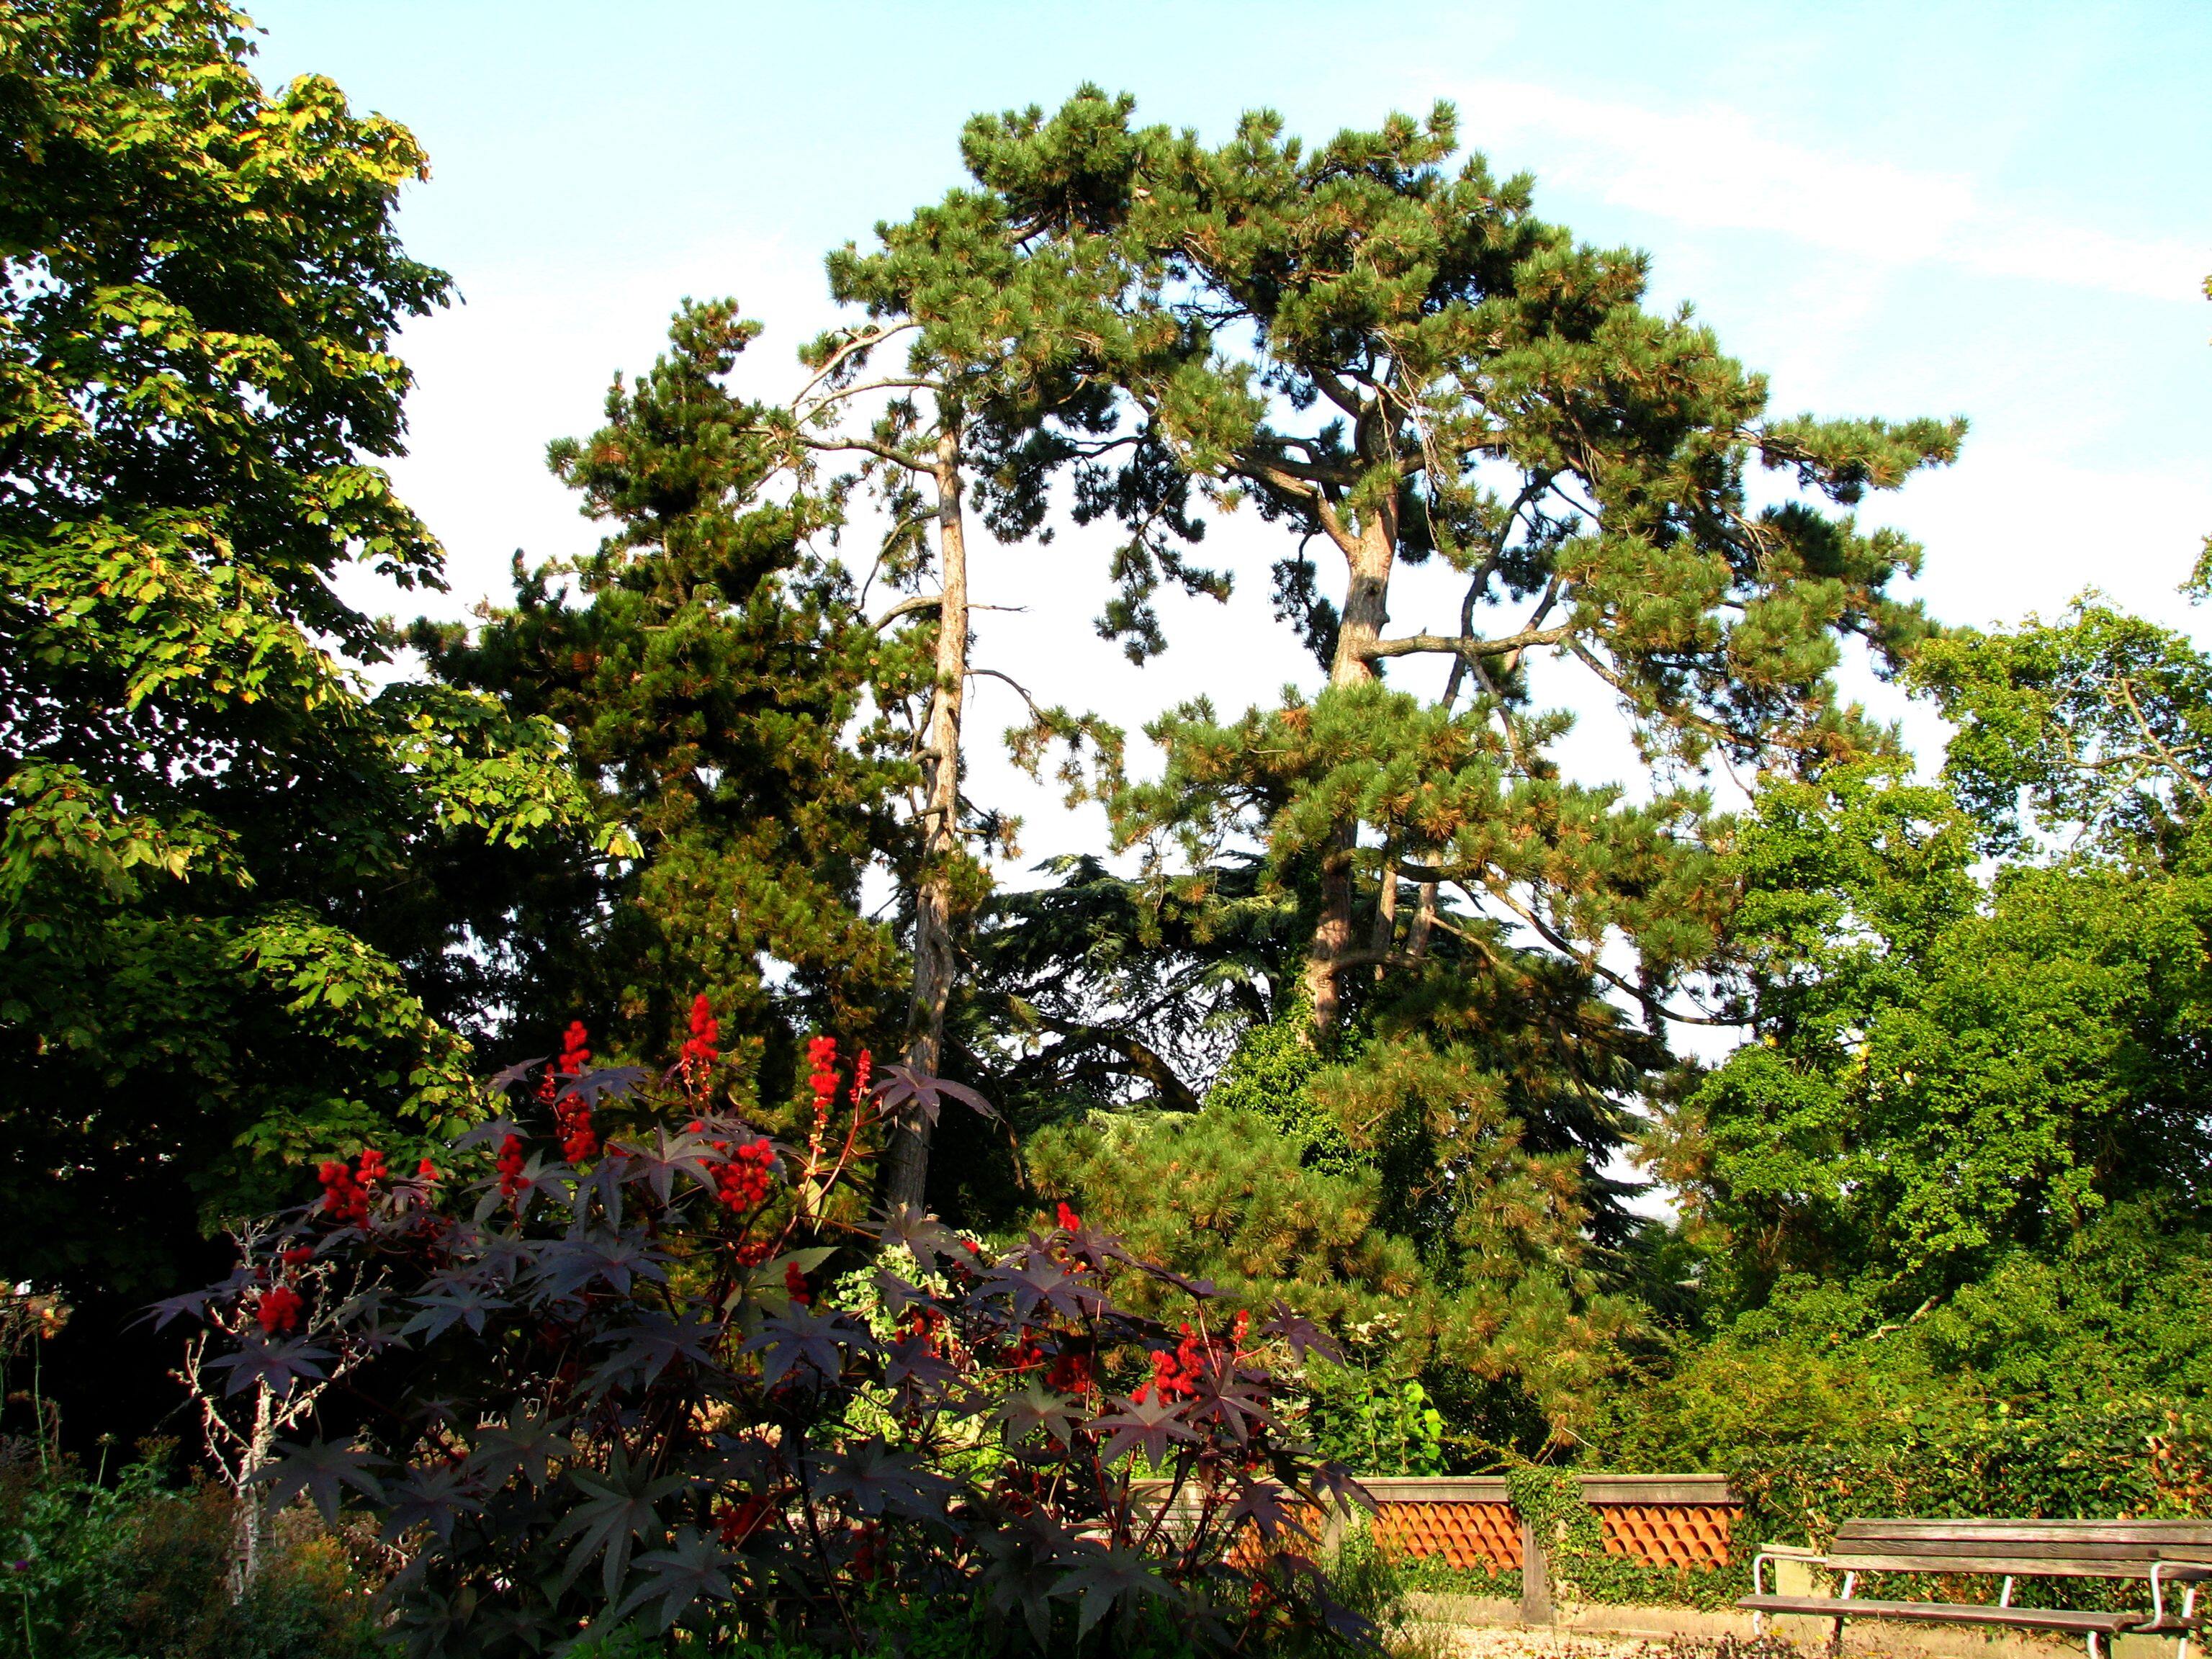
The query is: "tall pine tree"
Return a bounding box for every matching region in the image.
[791,154,1216,1205]
[952,90,1961,1438]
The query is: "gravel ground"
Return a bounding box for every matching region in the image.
[1421,1632,1804,1659]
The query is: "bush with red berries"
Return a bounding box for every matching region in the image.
[153,1023,1374,1658]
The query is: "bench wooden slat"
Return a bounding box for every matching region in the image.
[1827,1553,2185,1578]
[1840,1531,2212,1548]
[1740,1597,2141,1635]
[1840,1530,2212,1557]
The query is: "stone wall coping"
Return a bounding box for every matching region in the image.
[1354,1475,1737,1506]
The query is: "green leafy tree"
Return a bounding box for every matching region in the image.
[413,300,910,1095]
[1914,598,2212,862]
[0,0,606,1403]
[1658,756,2212,1311]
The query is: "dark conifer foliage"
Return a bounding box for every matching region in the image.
[415,302,914,1099]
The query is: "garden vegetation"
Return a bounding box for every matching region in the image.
[4,1,2211,1654]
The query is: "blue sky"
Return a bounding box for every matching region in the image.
[253,0,2212,866]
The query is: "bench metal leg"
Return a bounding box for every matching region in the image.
[1829,1618,1844,1659]
[2087,1633,2100,1659]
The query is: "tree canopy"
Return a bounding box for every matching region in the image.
[8,22,2212,1565]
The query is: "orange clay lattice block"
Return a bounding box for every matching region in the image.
[1372,1502,1520,1570]
[1595,1503,1738,1570]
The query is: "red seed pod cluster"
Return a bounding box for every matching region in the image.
[847,1046,871,1105]
[317,1148,384,1225]
[679,994,719,1084]
[256,1282,303,1334]
[714,1495,772,1546]
[1055,1201,1082,1232]
[1133,1321,1210,1404]
[495,1133,527,1200]
[556,1100,597,1164]
[1046,1349,1092,1393]
[783,1262,811,1305]
[715,1139,775,1213]
[804,1034,837,1162]
[734,1239,773,1269]
[805,1035,837,1115]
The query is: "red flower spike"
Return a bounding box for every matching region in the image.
[416,1157,438,1182]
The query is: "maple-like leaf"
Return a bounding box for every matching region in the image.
[742,1305,864,1389]
[483,1059,547,1096]
[1087,1395,1198,1467]
[140,1287,215,1331]
[976,1511,1076,1645]
[554,1065,651,1107]
[1258,1298,1341,1366]
[585,1310,719,1393]
[611,1526,739,1632]
[990,1380,1082,1449]
[1053,1541,1174,1637]
[870,1063,999,1126]
[549,1447,693,1599]
[382,1461,485,1543]
[465,1404,573,1492]
[256,1439,387,1523]
[206,1337,333,1398]
[809,1438,959,1520]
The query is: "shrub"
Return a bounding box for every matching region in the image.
[154,1033,1375,1656]
[0,1452,385,1659]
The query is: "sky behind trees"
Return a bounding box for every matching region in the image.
[251,0,2212,869]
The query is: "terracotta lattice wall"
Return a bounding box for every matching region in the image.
[1371,1500,1521,1570]
[1353,1478,1740,1573]
[1595,1501,1736,1570]
[1162,1475,1742,1578]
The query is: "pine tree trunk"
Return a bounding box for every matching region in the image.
[1303,511,1395,1036]
[885,423,970,1210]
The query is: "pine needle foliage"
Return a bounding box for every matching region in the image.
[415,301,914,1097]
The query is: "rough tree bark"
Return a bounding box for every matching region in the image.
[884,421,969,1210]
[1302,495,1397,1035]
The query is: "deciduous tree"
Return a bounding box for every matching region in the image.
[0,0,607,1422]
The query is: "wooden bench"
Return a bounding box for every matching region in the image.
[1741,1519,2212,1659]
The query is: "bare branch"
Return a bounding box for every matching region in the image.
[871,593,943,631]
[799,433,932,475]
[788,321,920,411]
[1362,623,1573,663]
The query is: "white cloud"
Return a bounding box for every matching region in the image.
[1456,80,2206,304]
